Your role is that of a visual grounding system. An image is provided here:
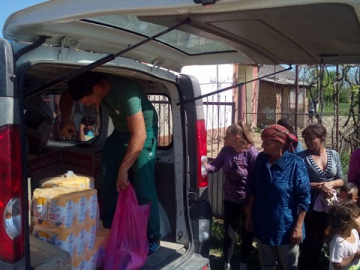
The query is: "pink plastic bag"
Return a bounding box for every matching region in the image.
[104,184,150,270]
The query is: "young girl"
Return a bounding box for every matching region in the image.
[328,201,360,270]
[339,183,359,203]
[206,122,258,270]
[314,183,358,213]
[325,183,359,238]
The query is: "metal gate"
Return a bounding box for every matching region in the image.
[204,99,235,219]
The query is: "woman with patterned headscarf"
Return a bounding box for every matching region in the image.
[244,124,311,270]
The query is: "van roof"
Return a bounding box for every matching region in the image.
[4,0,360,71]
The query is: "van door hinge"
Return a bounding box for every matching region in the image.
[150,58,166,72]
[188,191,197,200]
[9,74,16,82]
[58,37,79,60]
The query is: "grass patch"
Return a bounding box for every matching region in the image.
[323,102,351,114]
[209,218,224,269]
[210,218,261,270]
[341,152,350,181]
[210,217,329,270]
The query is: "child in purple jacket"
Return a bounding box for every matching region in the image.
[206,122,258,270]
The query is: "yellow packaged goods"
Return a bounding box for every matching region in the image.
[32,225,77,257]
[72,249,96,270]
[40,171,94,189]
[77,191,87,224]
[85,220,97,251]
[84,248,97,270]
[85,189,98,220]
[75,226,87,256]
[71,254,87,270]
[32,186,98,228]
[33,187,78,228]
[93,227,110,269]
[75,218,96,256]
[32,193,48,225]
[72,188,97,225]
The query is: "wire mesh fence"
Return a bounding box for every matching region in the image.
[243,112,360,155]
[203,98,235,159]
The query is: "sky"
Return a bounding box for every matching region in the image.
[1,0,46,37]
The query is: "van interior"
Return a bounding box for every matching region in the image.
[23,63,190,269]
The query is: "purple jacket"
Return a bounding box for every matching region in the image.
[208,145,258,204]
[348,148,360,187]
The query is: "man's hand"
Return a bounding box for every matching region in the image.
[116,169,130,192]
[290,225,303,244]
[60,120,76,139]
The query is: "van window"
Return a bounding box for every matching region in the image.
[43,94,100,142]
[148,95,173,147]
[86,15,235,55]
[43,94,172,146]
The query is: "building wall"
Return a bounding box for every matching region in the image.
[236,64,258,127]
[282,87,307,128]
[257,81,281,128]
[251,67,259,128]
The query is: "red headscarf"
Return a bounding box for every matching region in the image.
[261,124,298,152]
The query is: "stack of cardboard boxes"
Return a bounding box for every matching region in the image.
[30,157,110,269]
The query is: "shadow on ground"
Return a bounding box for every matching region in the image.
[209,218,329,270]
[209,218,261,270]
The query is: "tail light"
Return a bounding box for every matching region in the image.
[0,125,24,263]
[196,120,208,188]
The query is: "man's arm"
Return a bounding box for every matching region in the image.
[116,110,146,192]
[59,91,76,138]
[79,123,86,141]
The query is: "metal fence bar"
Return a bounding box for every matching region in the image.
[204,100,235,218]
[149,96,172,147]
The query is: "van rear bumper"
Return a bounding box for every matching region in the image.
[145,252,210,270]
[170,253,210,270]
[0,259,25,270]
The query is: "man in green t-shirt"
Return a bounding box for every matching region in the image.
[60,72,161,255]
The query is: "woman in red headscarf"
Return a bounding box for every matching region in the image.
[245,124,311,270]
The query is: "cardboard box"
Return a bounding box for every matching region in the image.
[28,150,63,190]
[62,146,102,189]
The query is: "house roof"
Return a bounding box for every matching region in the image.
[259,65,308,86]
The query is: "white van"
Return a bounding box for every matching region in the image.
[1,0,360,269]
